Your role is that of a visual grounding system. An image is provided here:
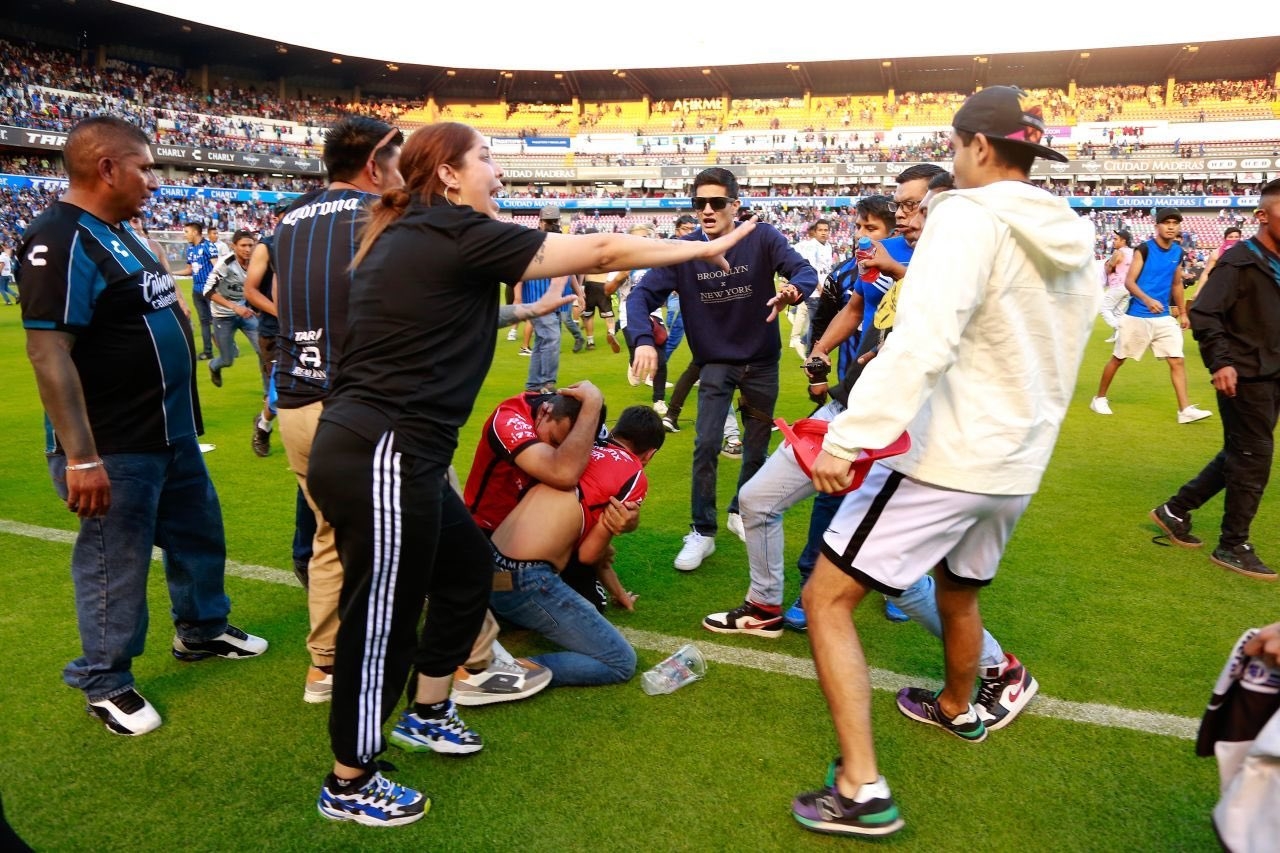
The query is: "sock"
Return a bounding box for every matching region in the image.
[981,656,1010,680]
[256,414,273,432]
[415,699,450,719]
[326,768,373,792]
[587,336,595,343]
[850,776,891,803]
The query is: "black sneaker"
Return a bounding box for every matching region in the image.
[1150,504,1202,547]
[792,769,903,837]
[87,688,162,736]
[173,625,268,661]
[209,365,223,388]
[252,416,271,457]
[895,687,987,741]
[702,600,783,637]
[1210,543,1277,581]
[572,337,585,353]
[197,352,213,361]
[661,416,680,433]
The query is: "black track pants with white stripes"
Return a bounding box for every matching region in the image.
[309,421,492,769]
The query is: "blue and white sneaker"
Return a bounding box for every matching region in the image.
[389,701,483,755]
[783,598,807,632]
[317,770,428,827]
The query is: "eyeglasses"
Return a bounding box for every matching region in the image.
[887,199,922,214]
[692,196,736,212]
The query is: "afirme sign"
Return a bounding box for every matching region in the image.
[1,124,325,176]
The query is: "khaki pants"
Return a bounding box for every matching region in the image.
[277,401,341,668]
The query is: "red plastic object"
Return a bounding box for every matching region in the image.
[774,418,910,495]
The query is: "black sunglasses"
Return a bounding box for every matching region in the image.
[692,196,736,212]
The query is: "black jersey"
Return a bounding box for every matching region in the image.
[272,188,369,408]
[321,200,545,464]
[256,233,279,338]
[18,202,201,454]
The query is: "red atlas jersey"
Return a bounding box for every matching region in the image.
[576,441,648,546]
[464,393,543,531]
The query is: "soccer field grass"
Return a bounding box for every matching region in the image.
[0,303,1274,851]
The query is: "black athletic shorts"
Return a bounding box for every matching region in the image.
[581,282,613,318]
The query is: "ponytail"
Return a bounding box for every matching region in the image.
[351,187,412,271]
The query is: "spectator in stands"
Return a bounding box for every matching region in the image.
[1091,208,1214,424]
[1151,178,1280,581]
[626,167,817,573]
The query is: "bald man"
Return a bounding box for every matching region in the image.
[18,116,267,737]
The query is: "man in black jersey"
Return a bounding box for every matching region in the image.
[19,116,267,737]
[273,116,403,704]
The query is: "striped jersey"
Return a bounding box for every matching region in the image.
[272,188,372,408]
[18,202,201,453]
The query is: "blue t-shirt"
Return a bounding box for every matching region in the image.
[1126,239,1183,319]
[185,239,219,288]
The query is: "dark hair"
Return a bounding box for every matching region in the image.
[895,164,947,185]
[351,122,478,269]
[1224,226,1243,237]
[952,131,1035,174]
[323,115,403,183]
[809,219,831,234]
[231,229,255,243]
[854,195,895,232]
[674,214,698,227]
[610,406,665,455]
[693,167,740,199]
[927,171,956,192]
[1261,178,1280,200]
[183,221,204,231]
[63,116,150,184]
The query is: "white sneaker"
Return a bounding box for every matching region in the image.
[1104,333,1117,343]
[726,512,746,543]
[653,400,669,416]
[627,366,641,386]
[88,688,162,736]
[1178,404,1213,424]
[674,530,715,572]
[1089,396,1113,415]
[451,657,552,707]
[506,328,517,341]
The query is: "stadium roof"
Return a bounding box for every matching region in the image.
[7,0,1279,102]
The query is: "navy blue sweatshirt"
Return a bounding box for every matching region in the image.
[624,222,817,364]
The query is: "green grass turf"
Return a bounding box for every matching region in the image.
[0,303,1275,851]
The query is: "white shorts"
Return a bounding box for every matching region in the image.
[1113,314,1183,361]
[821,463,1032,595]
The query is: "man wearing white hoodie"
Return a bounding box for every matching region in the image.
[790,87,1101,838]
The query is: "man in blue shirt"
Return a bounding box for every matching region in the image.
[627,167,817,576]
[1091,207,1213,423]
[173,220,220,360]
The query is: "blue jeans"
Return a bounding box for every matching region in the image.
[210,312,260,371]
[190,287,213,357]
[560,309,585,345]
[692,361,778,535]
[489,563,636,687]
[0,274,14,304]
[50,435,232,701]
[663,293,685,359]
[526,312,561,391]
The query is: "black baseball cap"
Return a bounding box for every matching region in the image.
[1154,207,1183,223]
[952,86,1068,163]
[1113,228,1133,244]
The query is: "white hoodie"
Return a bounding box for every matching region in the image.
[823,180,1101,495]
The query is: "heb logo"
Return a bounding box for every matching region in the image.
[1241,158,1273,169]
[1205,159,1238,170]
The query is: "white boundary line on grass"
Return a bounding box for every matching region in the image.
[1,518,1199,741]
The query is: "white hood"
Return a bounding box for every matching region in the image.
[824,180,1101,496]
